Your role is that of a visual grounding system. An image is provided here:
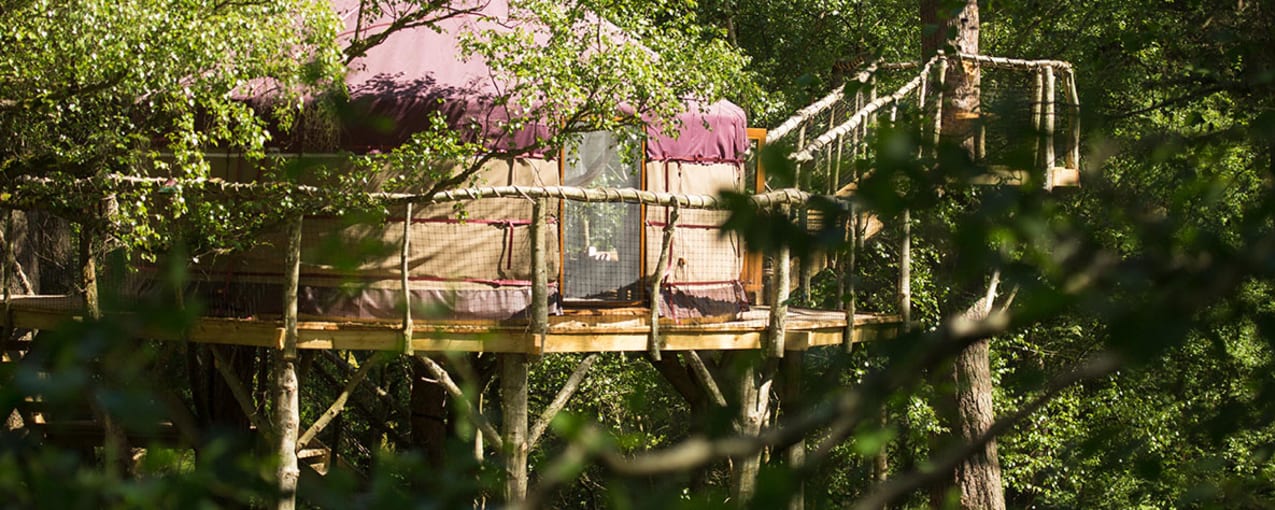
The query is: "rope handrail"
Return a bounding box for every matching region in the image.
[783,52,1075,163]
[765,62,882,144]
[0,174,814,211]
[769,53,1071,148]
[790,63,933,162]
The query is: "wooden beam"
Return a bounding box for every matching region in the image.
[210,345,274,440]
[528,353,598,449]
[414,355,503,448]
[297,352,390,450]
[684,350,727,408]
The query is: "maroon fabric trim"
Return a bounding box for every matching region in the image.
[303,215,557,226]
[182,268,546,288]
[663,280,743,287]
[645,221,720,230]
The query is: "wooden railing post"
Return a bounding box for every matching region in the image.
[400,203,414,355]
[843,204,857,351]
[274,214,303,510]
[78,223,101,320]
[767,204,792,358]
[1032,67,1045,178]
[530,198,549,347]
[648,202,679,361]
[899,208,911,333]
[1064,68,1081,172]
[2,210,12,336]
[1043,64,1057,189]
[932,55,948,153]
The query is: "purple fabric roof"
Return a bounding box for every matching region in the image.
[329,0,748,162]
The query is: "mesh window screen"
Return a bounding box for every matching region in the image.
[562,131,643,302]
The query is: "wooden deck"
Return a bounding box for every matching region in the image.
[3,295,900,353]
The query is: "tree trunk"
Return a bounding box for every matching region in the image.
[920,2,1004,509]
[501,353,529,504]
[921,0,981,151]
[952,336,1004,510]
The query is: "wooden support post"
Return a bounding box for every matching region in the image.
[933,56,948,153]
[918,67,928,111]
[401,203,413,355]
[830,104,841,195]
[843,205,857,352]
[794,124,809,303]
[899,209,912,332]
[78,224,100,320]
[530,199,548,350]
[767,206,791,358]
[3,210,11,338]
[1065,68,1081,172]
[500,353,530,505]
[1043,65,1057,189]
[731,359,775,504]
[864,76,876,146]
[783,353,806,510]
[648,203,679,361]
[273,215,302,510]
[1032,67,1045,175]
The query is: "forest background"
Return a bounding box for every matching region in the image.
[1,0,1274,508]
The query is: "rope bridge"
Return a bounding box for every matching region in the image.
[768,52,1081,192]
[760,52,1080,330]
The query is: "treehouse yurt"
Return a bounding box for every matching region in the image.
[174,0,754,324]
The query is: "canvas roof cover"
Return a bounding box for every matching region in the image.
[261,0,749,162]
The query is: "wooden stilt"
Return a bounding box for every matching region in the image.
[273,215,302,510]
[500,353,530,504]
[933,55,948,152]
[783,353,806,510]
[731,359,774,504]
